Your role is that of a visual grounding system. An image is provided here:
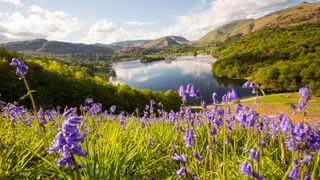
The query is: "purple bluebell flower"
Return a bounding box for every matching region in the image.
[185,107,191,120]
[184,129,195,148]
[249,148,259,161]
[189,85,196,98]
[186,83,192,94]
[85,98,93,104]
[240,161,252,176]
[290,103,296,110]
[212,92,218,105]
[222,95,227,104]
[176,166,186,177]
[235,103,243,113]
[202,101,207,109]
[237,111,246,124]
[189,173,198,180]
[298,97,304,112]
[301,155,312,164]
[252,171,263,180]
[47,113,86,168]
[304,173,310,180]
[194,151,203,164]
[110,105,116,114]
[227,89,237,102]
[195,89,202,99]
[63,108,77,118]
[243,81,257,94]
[288,158,299,180]
[172,153,187,163]
[10,58,28,80]
[37,108,48,125]
[88,103,102,116]
[178,85,187,102]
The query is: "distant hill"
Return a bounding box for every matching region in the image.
[105,40,151,50]
[0,35,189,54]
[107,36,189,50]
[1,39,113,55]
[198,2,320,44]
[144,36,189,49]
[198,19,255,44]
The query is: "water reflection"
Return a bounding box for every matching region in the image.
[110,55,252,104]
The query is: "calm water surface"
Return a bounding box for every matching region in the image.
[110,55,252,103]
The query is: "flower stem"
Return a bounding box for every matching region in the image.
[23,77,48,147]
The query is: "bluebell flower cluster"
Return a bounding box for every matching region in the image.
[47,108,87,168]
[10,58,28,80]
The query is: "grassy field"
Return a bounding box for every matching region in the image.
[240,93,320,123]
[2,58,320,179]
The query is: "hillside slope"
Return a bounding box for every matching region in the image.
[212,24,320,94]
[1,39,113,55]
[198,2,320,44]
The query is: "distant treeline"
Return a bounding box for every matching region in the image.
[212,24,320,95]
[0,49,181,112]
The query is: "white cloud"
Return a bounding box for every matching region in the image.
[125,20,156,26]
[83,0,294,44]
[82,20,142,44]
[0,5,81,42]
[157,0,292,40]
[0,0,23,7]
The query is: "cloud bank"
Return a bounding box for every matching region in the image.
[1,0,312,44]
[0,5,81,42]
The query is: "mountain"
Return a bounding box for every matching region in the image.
[1,39,113,55]
[198,2,320,44]
[107,36,189,49]
[198,19,255,44]
[104,40,151,50]
[1,35,189,54]
[144,36,189,49]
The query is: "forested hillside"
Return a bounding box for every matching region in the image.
[0,49,181,112]
[211,24,320,95]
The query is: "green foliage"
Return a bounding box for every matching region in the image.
[212,24,320,94]
[0,50,181,112]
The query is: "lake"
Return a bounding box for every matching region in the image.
[110,55,253,104]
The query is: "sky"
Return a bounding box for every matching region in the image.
[0,0,319,44]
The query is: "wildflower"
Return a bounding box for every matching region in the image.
[184,129,195,148]
[172,153,187,163]
[222,95,227,104]
[47,115,86,168]
[301,155,312,164]
[110,105,116,114]
[249,148,259,161]
[304,173,310,180]
[212,92,218,105]
[288,158,299,180]
[63,107,77,118]
[202,101,207,109]
[10,58,28,80]
[240,161,252,176]
[189,85,196,98]
[178,85,187,102]
[227,89,237,102]
[194,151,203,164]
[85,98,93,104]
[237,111,246,124]
[38,108,48,125]
[88,103,102,116]
[186,83,192,94]
[243,81,257,94]
[176,166,186,177]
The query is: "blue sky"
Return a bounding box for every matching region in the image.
[0,0,318,44]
